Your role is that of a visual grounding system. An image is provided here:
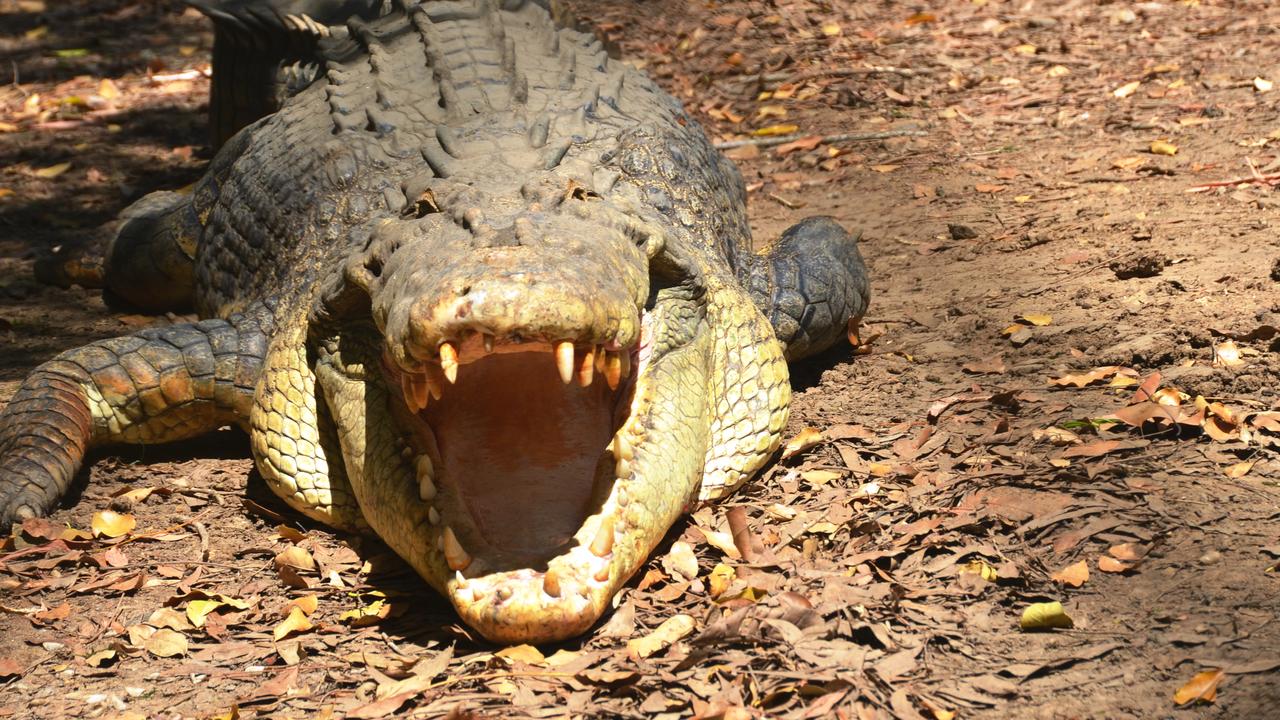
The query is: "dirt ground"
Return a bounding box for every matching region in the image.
[1,0,1279,717]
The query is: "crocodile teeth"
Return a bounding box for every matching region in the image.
[555,340,575,385]
[615,456,631,479]
[428,506,440,525]
[416,456,436,500]
[594,563,610,582]
[402,374,429,412]
[603,352,622,390]
[542,568,562,598]
[577,346,595,387]
[423,364,445,400]
[439,342,459,384]
[589,515,615,557]
[482,333,495,353]
[614,432,634,461]
[619,349,631,379]
[442,527,471,570]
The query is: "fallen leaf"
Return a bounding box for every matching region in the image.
[1173,668,1223,705]
[340,598,392,627]
[1051,560,1089,588]
[958,560,998,583]
[800,469,841,485]
[144,628,188,658]
[1254,77,1273,93]
[273,606,314,641]
[1020,601,1074,630]
[284,595,319,616]
[1212,340,1244,367]
[751,124,798,137]
[1225,461,1255,478]
[974,183,1006,193]
[1049,366,1136,387]
[1108,543,1146,562]
[496,644,545,665]
[1019,312,1052,326]
[1113,80,1141,98]
[628,614,695,659]
[90,509,136,538]
[871,164,899,173]
[781,427,823,459]
[1097,555,1134,573]
[708,564,735,598]
[0,658,21,679]
[32,162,71,179]
[1150,140,1178,156]
[663,541,699,581]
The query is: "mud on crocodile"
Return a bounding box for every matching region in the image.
[0,0,869,643]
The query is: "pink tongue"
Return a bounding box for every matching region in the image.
[425,350,614,556]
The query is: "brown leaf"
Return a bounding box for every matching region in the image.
[781,427,823,459]
[726,506,757,562]
[662,541,699,581]
[0,657,22,679]
[1173,669,1224,705]
[31,603,71,626]
[1097,555,1134,573]
[1051,560,1089,588]
[144,628,188,658]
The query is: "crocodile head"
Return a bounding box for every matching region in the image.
[310,185,759,643]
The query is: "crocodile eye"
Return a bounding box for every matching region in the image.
[404,189,441,219]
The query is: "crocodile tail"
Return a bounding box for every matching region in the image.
[743,216,871,362]
[186,0,389,147]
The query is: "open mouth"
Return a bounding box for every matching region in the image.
[383,326,646,585]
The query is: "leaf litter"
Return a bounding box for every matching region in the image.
[4,0,1280,717]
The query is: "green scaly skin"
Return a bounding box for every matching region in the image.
[0,0,869,644]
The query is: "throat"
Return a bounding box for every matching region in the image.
[424,350,618,561]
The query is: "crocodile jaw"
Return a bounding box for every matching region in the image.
[315,309,712,644]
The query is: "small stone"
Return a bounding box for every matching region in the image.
[1009,328,1034,346]
[948,223,979,240]
[1110,252,1168,279]
[1198,549,1222,564]
[1270,257,1280,282]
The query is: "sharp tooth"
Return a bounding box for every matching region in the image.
[594,564,610,582]
[402,374,428,412]
[428,506,440,525]
[615,456,631,479]
[555,340,575,384]
[589,515,615,557]
[576,346,595,387]
[482,333,495,353]
[439,342,459,384]
[614,432,633,461]
[603,352,622,390]
[423,365,444,400]
[542,569,562,597]
[595,345,606,374]
[417,457,436,500]
[442,527,470,570]
[619,349,631,379]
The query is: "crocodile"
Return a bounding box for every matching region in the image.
[0,0,870,643]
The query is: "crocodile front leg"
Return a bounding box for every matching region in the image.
[0,309,271,529]
[743,216,871,361]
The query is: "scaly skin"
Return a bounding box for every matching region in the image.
[0,0,869,644]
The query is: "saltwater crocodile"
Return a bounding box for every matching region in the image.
[0,0,870,643]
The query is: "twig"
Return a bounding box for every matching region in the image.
[714,128,926,150]
[1020,248,1142,298]
[1186,171,1280,192]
